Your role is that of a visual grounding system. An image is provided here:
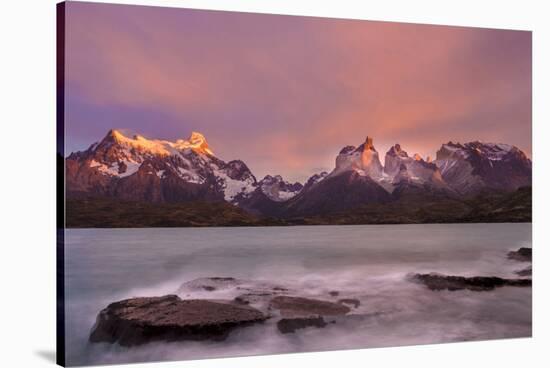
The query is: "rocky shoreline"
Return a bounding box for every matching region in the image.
[410,273,531,291]
[507,247,532,262]
[89,282,356,345]
[89,247,532,347]
[89,296,268,347]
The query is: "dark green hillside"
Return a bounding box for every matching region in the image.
[65,187,531,228]
[285,187,531,225]
[66,198,284,228]
[461,186,532,223]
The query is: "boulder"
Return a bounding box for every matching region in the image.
[269,296,350,334]
[507,247,532,262]
[89,295,268,347]
[411,273,531,291]
[277,317,327,334]
[515,266,532,276]
[270,296,350,317]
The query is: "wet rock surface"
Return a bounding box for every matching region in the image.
[94,253,534,347]
[178,277,290,306]
[507,247,532,262]
[270,296,351,317]
[411,273,532,291]
[177,277,241,293]
[277,317,328,334]
[269,296,350,334]
[89,295,268,347]
[90,277,362,345]
[507,247,532,276]
[515,266,532,276]
[232,292,274,306]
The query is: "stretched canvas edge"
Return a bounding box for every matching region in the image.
[56,2,66,367]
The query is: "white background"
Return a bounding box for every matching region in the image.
[0,0,549,367]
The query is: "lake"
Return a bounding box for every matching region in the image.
[64,223,532,366]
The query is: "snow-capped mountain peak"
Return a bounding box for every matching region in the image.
[333,136,384,179]
[66,129,258,204]
[382,143,447,189]
[96,129,214,157]
[384,144,410,177]
[66,131,532,217]
[434,141,531,194]
[436,141,526,164]
[387,144,408,158]
[365,136,375,150]
[174,131,214,156]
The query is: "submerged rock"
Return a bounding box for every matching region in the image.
[270,296,350,317]
[277,317,327,334]
[507,247,532,262]
[89,295,268,347]
[515,266,532,276]
[411,273,532,291]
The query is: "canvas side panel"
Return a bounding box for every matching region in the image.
[56,2,66,366]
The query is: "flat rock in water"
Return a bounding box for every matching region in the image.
[411,273,531,291]
[89,295,268,347]
[270,296,350,317]
[178,277,291,308]
[515,266,532,276]
[507,247,532,262]
[277,317,327,334]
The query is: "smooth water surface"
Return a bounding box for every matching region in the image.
[64,223,532,366]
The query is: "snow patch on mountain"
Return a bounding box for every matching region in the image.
[258,175,303,202]
[174,166,204,184]
[89,159,141,178]
[215,171,256,201]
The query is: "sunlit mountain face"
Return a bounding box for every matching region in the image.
[65,130,531,224]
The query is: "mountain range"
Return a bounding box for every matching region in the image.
[65,130,532,227]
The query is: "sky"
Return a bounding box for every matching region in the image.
[64,2,532,183]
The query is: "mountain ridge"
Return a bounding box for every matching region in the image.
[65,130,531,225]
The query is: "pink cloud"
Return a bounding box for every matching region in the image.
[65,3,531,182]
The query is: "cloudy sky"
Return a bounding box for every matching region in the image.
[64,2,531,182]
